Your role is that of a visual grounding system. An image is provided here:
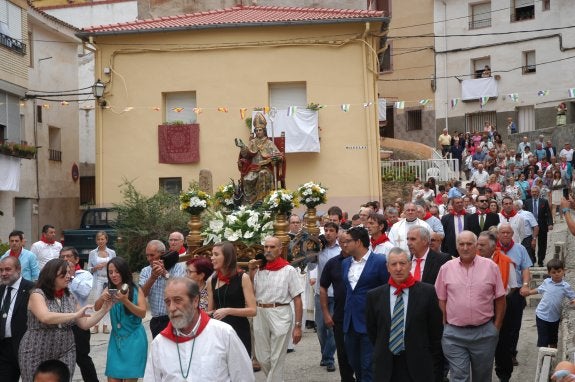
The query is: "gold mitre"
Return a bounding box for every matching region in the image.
[253,112,267,129]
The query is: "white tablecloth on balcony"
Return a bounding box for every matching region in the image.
[0,154,20,191]
[461,77,498,101]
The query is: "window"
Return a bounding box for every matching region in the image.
[517,106,535,132]
[465,111,497,133]
[269,82,307,109]
[379,40,392,73]
[369,0,391,15]
[542,0,550,11]
[472,57,491,78]
[406,109,422,131]
[0,91,20,142]
[511,0,534,21]
[36,104,42,123]
[159,177,182,195]
[80,176,95,205]
[0,123,5,143]
[48,126,61,162]
[164,92,197,124]
[469,2,491,29]
[0,0,25,54]
[522,50,536,74]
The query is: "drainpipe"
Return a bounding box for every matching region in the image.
[442,0,449,133]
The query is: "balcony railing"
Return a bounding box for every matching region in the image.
[0,32,26,55]
[381,159,460,182]
[469,18,491,29]
[49,149,62,162]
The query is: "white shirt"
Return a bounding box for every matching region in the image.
[388,219,432,252]
[144,318,254,382]
[498,213,526,243]
[470,170,489,187]
[348,250,371,290]
[560,148,574,162]
[1,277,21,338]
[31,240,63,270]
[410,250,429,280]
[70,269,93,307]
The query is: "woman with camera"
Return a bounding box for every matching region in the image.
[18,259,112,382]
[207,241,256,356]
[88,230,116,334]
[94,257,147,382]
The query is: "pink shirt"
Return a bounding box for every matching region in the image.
[435,255,505,326]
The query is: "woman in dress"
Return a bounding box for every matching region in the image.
[186,256,213,311]
[88,231,116,334]
[505,176,522,200]
[486,174,502,193]
[94,257,147,382]
[517,173,530,201]
[18,259,111,382]
[207,242,256,356]
[551,170,565,217]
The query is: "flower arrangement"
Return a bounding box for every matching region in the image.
[263,189,299,214]
[0,141,37,159]
[179,186,211,215]
[214,183,236,209]
[202,206,274,245]
[297,182,327,209]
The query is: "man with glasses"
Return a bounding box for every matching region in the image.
[388,202,431,252]
[167,232,186,255]
[464,196,500,236]
[341,227,388,382]
[429,232,446,255]
[288,215,302,239]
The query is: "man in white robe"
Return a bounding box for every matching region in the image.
[388,202,431,252]
[144,277,254,382]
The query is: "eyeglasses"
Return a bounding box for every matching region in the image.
[477,199,488,203]
[339,239,356,245]
[186,270,198,275]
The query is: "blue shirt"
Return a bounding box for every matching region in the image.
[1,249,40,281]
[139,262,186,317]
[536,278,575,322]
[448,187,463,199]
[504,243,532,287]
[519,210,538,237]
[315,241,341,296]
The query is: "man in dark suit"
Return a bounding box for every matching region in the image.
[406,226,451,285]
[464,195,500,236]
[0,256,34,382]
[341,226,389,382]
[545,140,557,161]
[441,197,465,257]
[366,247,443,382]
[524,186,554,266]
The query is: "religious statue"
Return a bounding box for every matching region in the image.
[235,112,283,205]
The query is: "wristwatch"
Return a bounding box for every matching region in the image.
[295,322,302,327]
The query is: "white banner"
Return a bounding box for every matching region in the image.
[0,154,20,191]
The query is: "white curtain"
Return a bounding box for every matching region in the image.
[0,154,20,191]
[461,77,498,100]
[378,98,387,121]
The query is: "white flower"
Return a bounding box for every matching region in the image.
[262,221,274,231]
[227,215,238,224]
[223,227,234,240]
[209,220,224,233]
[227,231,240,242]
[247,214,259,228]
[224,198,234,206]
[244,231,254,239]
[263,211,271,219]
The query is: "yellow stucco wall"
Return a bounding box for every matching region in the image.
[92,22,383,213]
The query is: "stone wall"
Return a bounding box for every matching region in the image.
[393,108,436,149]
[503,123,575,152]
[381,180,412,205]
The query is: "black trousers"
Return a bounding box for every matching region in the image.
[150,315,170,338]
[495,293,515,381]
[521,236,536,265]
[537,228,549,266]
[72,325,99,382]
[334,321,355,382]
[390,352,414,381]
[0,338,20,382]
[509,289,526,356]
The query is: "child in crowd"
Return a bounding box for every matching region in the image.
[528,259,575,348]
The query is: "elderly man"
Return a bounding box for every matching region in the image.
[435,231,506,382]
[30,224,62,270]
[367,247,443,381]
[514,200,539,265]
[144,277,253,381]
[406,226,450,285]
[358,206,371,226]
[139,240,186,338]
[388,202,431,252]
[0,257,35,382]
[167,231,186,255]
[1,230,39,281]
[524,186,554,266]
[416,204,444,234]
[497,223,532,367]
[249,236,303,382]
[477,231,517,382]
[60,247,98,382]
[499,196,525,243]
[429,232,445,254]
[441,197,467,258]
[470,163,489,193]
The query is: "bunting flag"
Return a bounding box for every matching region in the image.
[419,99,430,106]
[217,107,228,113]
[341,104,350,112]
[153,107,160,111]
[264,106,270,114]
[172,107,184,113]
[480,96,489,107]
[123,107,133,112]
[394,101,405,110]
[537,90,549,97]
[507,93,519,102]
[42,104,50,109]
[287,106,297,116]
[192,108,202,115]
[240,108,247,119]
[60,101,69,106]
[569,88,575,98]
[450,98,459,109]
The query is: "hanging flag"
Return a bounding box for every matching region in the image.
[363,102,373,108]
[569,88,575,98]
[60,101,69,106]
[507,93,519,102]
[287,106,297,116]
[240,108,247,119]
[264,106,270,114]
[480,96,489,107]
[153,106,160,111]
[217,107,228,113]
[450,98,459,109]
[42,104,50,109]
[394,101,405,110]
[537,90,549,97]
[172,107,184,113]
[341,104,350,112]
[192,108,202,115]
[123,107,133,112]
[419,99,430,106]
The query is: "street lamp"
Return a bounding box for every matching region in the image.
[92,79,106,107]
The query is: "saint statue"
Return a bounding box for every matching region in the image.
[235,112,283,205]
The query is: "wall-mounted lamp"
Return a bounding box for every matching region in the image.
[92,79,106,107]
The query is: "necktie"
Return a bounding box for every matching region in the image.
[457,215,463,234]
[389,292,405,355]
[0,286,13,339]
[413,258,423,281]
[479,214,485,230]
[533,199,539,220]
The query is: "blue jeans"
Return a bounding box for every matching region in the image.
[345,326,373,382]
[314,294,336,366]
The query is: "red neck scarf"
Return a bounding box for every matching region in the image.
[178,246,187,255]
[216,271,231,285]
[451,209,466,216]
[370,234,390,250]
[54,289,65,298]
[264,257,290,271]
[500,209,517,221]
[41,234,55,244]
[422,211,433,220]
[9,249,21,257]
[389,274,417,295]
[74,264,81,271]
[160,310,211,343]
[497,240,515,253]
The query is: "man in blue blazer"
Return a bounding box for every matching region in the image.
[341,227,389,382]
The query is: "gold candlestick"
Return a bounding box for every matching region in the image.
[186,214,203,254]
[305,207,320,236]
[273,213,290,259]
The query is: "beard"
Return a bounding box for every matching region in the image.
[0,274,19,286]
[169,305,196,330]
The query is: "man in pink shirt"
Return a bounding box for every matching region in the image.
[435,231,506,382]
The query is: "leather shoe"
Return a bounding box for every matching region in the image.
[512,356,519,366]
[252,359,261,372]
[326,364,336,372]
